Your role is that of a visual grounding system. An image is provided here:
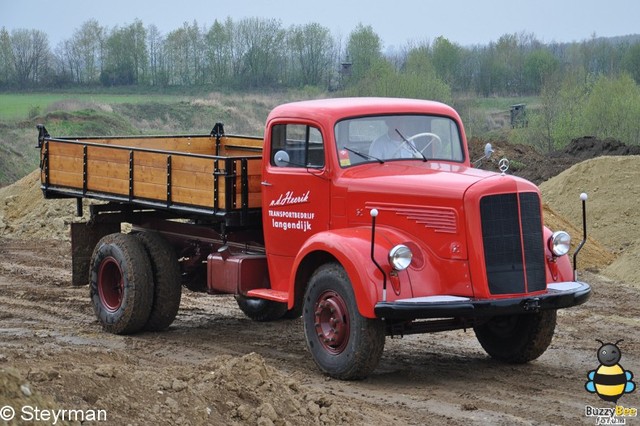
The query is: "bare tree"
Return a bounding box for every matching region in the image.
[345,24,382,83]
[235,18,286,87]
[69,20,105,84]
[9,29,50,87]
[0,27,13,86]
[205,18,234,85]
[147,24,165,86]
[101,20,147,86]
[288,23,334,87]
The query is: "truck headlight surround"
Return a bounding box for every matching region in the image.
[388,244,413,270]
[549,231,571,257]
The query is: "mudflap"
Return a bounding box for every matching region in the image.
[71,222,120,286]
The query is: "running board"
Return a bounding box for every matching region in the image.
[246,289,288,303]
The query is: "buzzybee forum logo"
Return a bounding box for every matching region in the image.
[584,340,637,424]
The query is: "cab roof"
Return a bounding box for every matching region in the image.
[267,97,461,124]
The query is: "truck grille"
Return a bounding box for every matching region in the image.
[479,192,546,295]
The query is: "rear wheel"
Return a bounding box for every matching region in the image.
[235,295,288,322]
[474,310,557,363]
[90,233,153,335]
[135,232,182,331]
[303,263,385,380]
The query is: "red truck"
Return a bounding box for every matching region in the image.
[37,97,591,379]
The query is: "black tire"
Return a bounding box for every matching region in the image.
[303,263,385,380]
[235,295,288,322]
[89,233,153,335]
[282,305,303,320]
[135,232,182,331]
[474,310,557,363]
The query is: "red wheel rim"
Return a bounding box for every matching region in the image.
[313,290,350,354]
[98,257,124,312]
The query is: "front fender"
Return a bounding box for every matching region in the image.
[291,226,410,318]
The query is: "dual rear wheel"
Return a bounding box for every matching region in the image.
[89,232,181,335]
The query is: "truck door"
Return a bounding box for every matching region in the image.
[262,122,330,286]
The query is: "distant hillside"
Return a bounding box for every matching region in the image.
[0,92,284,187]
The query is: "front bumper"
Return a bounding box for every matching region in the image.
[374,281,591,320]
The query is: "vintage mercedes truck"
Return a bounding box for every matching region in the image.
[37,97,591,379]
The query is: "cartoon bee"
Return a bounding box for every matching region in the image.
[585,339,636,403]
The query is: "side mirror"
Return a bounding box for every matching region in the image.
[274,150,290,167]
[472,143,494,167]
[484,143,494,159]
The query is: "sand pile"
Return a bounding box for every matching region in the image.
[0,170,79,240]
[0,368,69,425]
[542,203,614,271]
[540,156,640,284]
[200,352,360,425]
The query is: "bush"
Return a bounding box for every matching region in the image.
[27,105,41,119]
[514,72,640,151]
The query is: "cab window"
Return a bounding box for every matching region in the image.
[270,124,324,168]
[334,114,464,166]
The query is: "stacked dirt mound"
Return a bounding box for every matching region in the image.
[468,136,640,185]
[205,352,360,425]
[2,350,360,425]
[540,156,640,284]
[468,137,574,185]
[542,204,614,272]
[0,170,79,240]
[0,368,66,425]
[561,136,640,160]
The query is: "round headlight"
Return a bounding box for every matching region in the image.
[389,244,413,270]
[549,231,571,256]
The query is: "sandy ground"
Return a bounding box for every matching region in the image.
[2,145,640,425]
[1,237,639,426]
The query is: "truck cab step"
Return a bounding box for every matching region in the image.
[246,288,288,303]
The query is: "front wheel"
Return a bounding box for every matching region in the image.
[474,310,557,363]
[303,263,385,380]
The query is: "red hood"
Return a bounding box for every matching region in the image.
[336,160,540,263]
[339,161,497,202]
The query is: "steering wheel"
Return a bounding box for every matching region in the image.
[407,132,442,154]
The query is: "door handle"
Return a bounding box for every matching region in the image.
[261,181,273,186]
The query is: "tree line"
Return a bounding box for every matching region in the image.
[2,18,640,149]
[2,18,640,96]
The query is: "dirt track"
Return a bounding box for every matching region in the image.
[1,238,639,425]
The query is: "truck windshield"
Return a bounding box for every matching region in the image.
[335,114,464,167]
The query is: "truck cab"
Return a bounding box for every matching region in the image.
[259,98,589,378]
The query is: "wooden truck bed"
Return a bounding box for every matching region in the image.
[37,125,264,225]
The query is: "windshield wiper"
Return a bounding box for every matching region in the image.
[395,129,428,162]
[342,146,384,164]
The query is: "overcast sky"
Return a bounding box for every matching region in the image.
[1,0,638,49]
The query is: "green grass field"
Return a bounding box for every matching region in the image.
[0,93,191,121]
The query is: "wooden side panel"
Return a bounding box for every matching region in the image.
[42,134,265,212]
[97,136,217,155]
[86,147,129,196]
[171,156,215,208]
[132,151,167,200]
[47,142,84,188]
[220,135,264,157]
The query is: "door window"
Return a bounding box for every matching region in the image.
[270,124,324,168]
